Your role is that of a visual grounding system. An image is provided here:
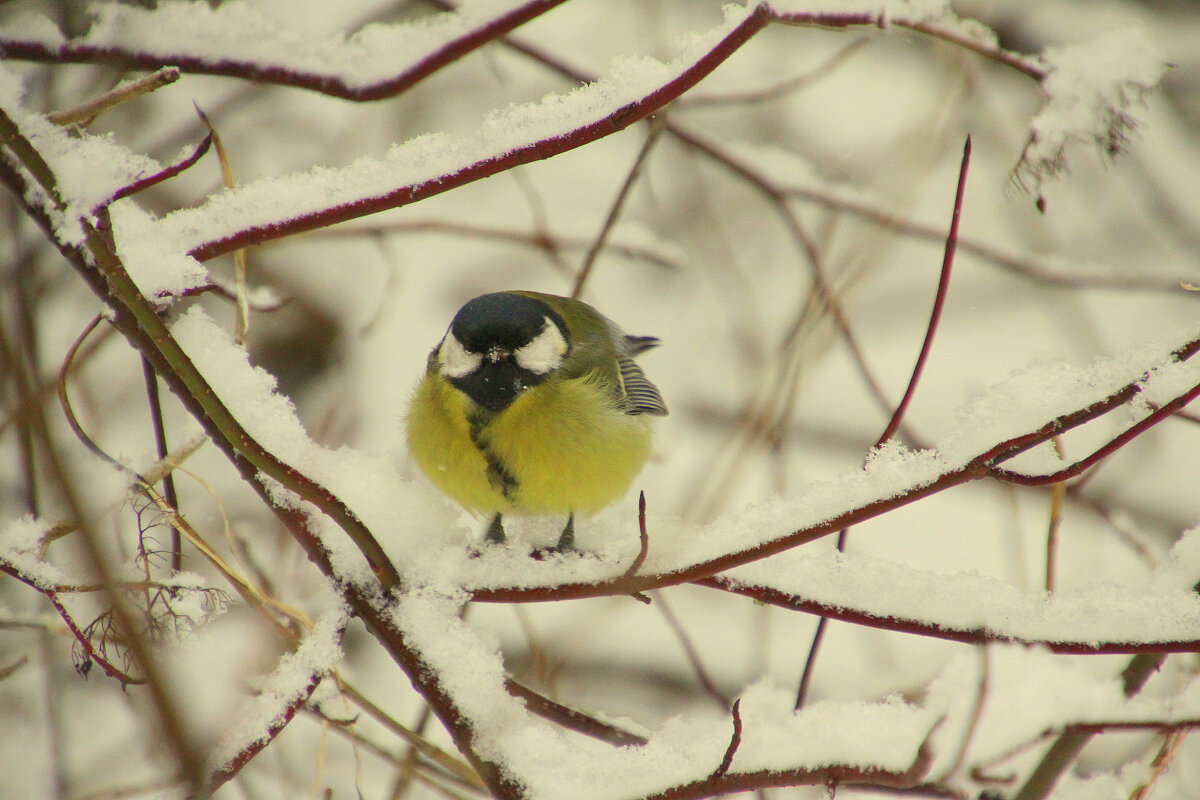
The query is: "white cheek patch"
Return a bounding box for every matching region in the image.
[438,333,482,378]
[514,318,568,375]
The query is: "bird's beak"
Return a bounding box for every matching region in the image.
[486,345,509,364]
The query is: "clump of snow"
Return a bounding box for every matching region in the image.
[1016,27,1168,191]
[1133,353,1200,418]
[110,201,210,299]
[926,646,1200,792]
[1152,526,1200,593]
[391,584,937,799]
[730,682,934,774]
[938,328,1200,466]
[0,9,66,44]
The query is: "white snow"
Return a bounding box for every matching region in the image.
[1019,27,1168,187]
[390,585,937,798]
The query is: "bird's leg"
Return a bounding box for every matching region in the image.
[485,513,506,545]
[553,512,576,552]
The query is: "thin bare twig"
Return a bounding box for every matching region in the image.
[681,38,869,107]
[571,115,666,299]
[141,356,182,573]
[655,591,729,710]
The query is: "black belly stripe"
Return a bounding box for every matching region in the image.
[468,411,519,500]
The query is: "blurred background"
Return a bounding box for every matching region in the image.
[3,1,1200,798]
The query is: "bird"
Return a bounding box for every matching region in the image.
[406,290,667,551]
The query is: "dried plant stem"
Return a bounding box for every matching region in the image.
[336,679,484,791]
[46,67,180,126]
[0,292,206,793]
[195,107,251,344]
[1045,438,1067,593]
[1129,730,1188,800]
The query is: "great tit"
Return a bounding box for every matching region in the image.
[406,291,667,551]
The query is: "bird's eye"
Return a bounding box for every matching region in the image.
[438,333,482,378]
[513,318,568,375]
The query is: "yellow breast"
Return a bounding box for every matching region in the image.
[406,372,652,516]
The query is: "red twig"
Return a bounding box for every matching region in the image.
[878,135,971,445]
[505,680,647,747]
[183,7,774,262]
[795,137,972,707]
[657,592,729,710]
[713,699,743,777]
[990,374,1200,486]
[102,133,212,208]
[204,671,325,793]
[0,1,571,103]
[639,725,936,800]
[469,340,1200,603]
[626,491,650,578]
[793,616,827,710]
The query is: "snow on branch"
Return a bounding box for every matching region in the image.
[206,607,349,791]
[705,541,1200,654]
[462,325,1200,600]
[0,0,569,101]
[1014,28,1168,197]
[156,4,767,263]
[389,587,937,799]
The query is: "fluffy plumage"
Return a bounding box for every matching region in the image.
[406,291,666,548]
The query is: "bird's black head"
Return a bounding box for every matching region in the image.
[437,292,570,412]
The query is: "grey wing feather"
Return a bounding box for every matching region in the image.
[617,352,668,416]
